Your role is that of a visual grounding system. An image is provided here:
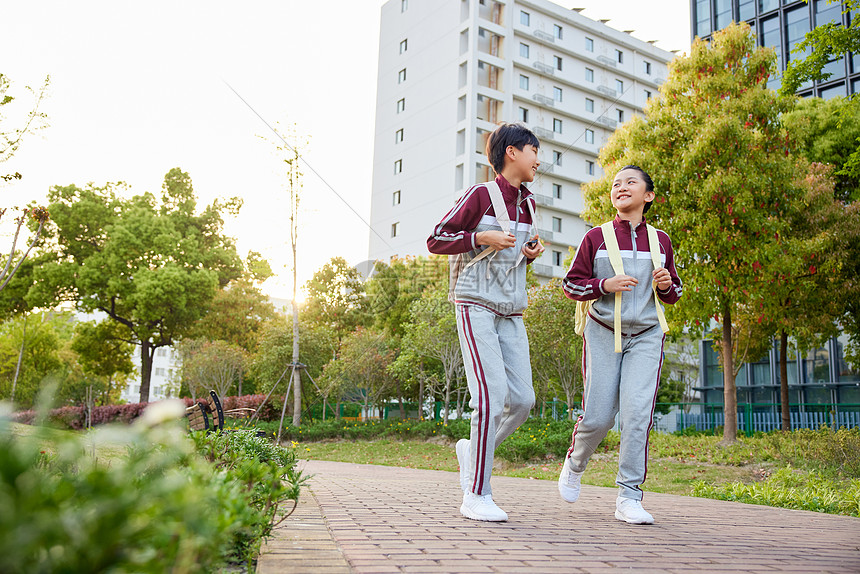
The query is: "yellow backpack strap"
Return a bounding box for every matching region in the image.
[646,224,670,334]
[600,221,624,353]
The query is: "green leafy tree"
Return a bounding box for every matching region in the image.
[781,0,860,197]
[0,312,65,408]
[321,326,394,421]
[366,255,448,337]
[302,257,367,341]
[176,338,246,400]
[70,320,135,405]
[27,168,243,403]
[523,278,582,420]
[783,97,860,201]
[394,288,463,424]
[187,279,276,354]
[583,23,803,443]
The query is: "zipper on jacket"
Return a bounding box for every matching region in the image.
[630,220,638,331]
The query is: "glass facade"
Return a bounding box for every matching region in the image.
[692,0,858,97]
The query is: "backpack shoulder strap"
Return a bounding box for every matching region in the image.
[600,221,624,353]
[646,224,670,334]
[463,181,510,273]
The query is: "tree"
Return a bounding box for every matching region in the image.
[394,289,463,424]
[523,279,582,420]
[583,23,803,443]
[321,326,394,421]
[71,320,135,405]
[1,73,49,182]
[303,257,368,341]
[0,312,65,408]
[781,0,860,198]
[366,255,448,337]
[27,168,243,402]
[176,339,246,399]
[783,97,860,201]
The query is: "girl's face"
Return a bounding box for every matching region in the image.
[611,168,654,215]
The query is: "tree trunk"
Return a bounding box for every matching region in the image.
[322,396,327,421]
[336,399,342,420]
[291,299,301,427]
[779,330,791,432]
[418,378,425,421]
[139,339,155,403]
[10,313,27,404]
[443,374,452,425]
[398,395,405,419]
[721,303,738,443]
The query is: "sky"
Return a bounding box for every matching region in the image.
[2,0,692,301]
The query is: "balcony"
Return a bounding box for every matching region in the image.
[532,93,554,107]
[533,30,554,43]
[535,228,554,242]
[532,264,554,277]
[533,62,554,75]
[533,193,554,207]
[597,55,616,67]
[532,126,553,140]
[597,85,618,97]
[596,116,617,129]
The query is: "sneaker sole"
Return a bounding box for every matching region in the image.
[460,503,507,522]
[558,485,580,503]
[614,510,654,524]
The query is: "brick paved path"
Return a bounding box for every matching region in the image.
[257,460,860,573]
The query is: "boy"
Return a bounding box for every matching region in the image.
[427,123,544,522]
[559,165,682,524]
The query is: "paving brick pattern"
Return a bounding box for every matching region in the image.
[257,460,860,573]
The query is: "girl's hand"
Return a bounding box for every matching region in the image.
[522,235,544,258]
[476,230,516,251]
[604,274,638,293]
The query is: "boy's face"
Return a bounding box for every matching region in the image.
[611,169,654,215]
[507,144,540,183]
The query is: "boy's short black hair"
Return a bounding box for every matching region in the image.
[485,122,540,175]
[619,164,655,214]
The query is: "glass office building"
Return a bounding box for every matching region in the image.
[691,0,859,98]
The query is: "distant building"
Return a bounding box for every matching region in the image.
[691,0,858,97]
[369,0,673,279]
[119,346,180,403]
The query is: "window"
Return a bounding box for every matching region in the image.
[391,222,400,237]
[739,0,755,21]
[552,150,562,165]
[644,61,652,75]
[552,216,562,232]
[585,37,594,52]
[398,68,406,83]
[617,109,624,122]
[393,190,401,205]
[553,118,562,133]
[400,38,408,54]
[554,24,563,40]
[586,160,595,175]
[616,49,623,64]
[616,79,624,93]
[520,43,530,58]
[157,348,167,357]
[520,10,530,25]
[519,106,529,122]
[155,368,166,377]
[552,183,562,199]
[585,97,594,112]
[554,55,563,71]
[520,74,530,90]
[395,128,404,143]
[553,86,563,101]
[396,98,405,113]
[394,159,402,174]
[696,0,711,37]
[401,0,407,12]
[585,68,594,82]
[644,89,652,100]
[715,0,732,29]
[553,250,563,266]
[585,129,594,144]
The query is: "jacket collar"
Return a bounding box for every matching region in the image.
[496,174,533,203]
[614,214,647,233]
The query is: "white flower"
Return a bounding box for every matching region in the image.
[136,399,186,428]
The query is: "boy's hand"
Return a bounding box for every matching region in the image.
[477,230,516,251]
[521,235,544,258]
[652,267,672,291]
[604,274,638,293]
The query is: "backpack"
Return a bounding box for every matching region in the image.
[449,181,535,299]
[573,221,669,352]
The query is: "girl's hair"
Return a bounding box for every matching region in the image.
[486,122,540,175]
[619,165,655,213]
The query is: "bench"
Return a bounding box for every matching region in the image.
[186,390,258,433]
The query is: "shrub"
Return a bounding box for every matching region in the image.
[0,402,306,573]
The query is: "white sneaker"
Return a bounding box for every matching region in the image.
[460,492,508,522]
[558,457,583,503]
[456,439,471,492]
[615,497,654,524]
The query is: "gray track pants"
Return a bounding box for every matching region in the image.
[456,304,535,496]
[566,318,665,501]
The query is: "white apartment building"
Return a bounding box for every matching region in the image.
[118,346,181,403]
[369,0,673,278]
